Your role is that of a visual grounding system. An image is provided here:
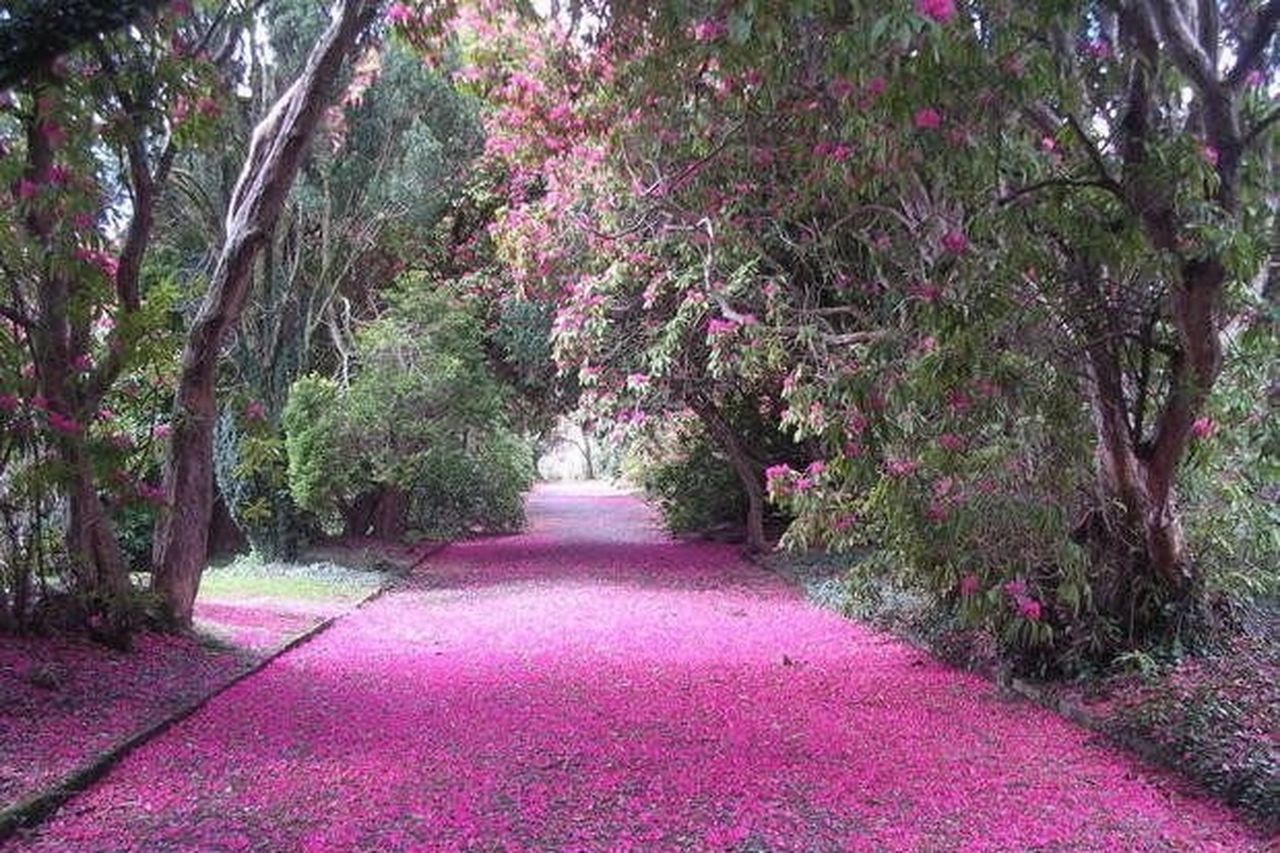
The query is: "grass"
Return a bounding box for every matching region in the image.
[198,554,388,604]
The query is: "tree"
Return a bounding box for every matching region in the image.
[0,4,237,642]
[151,0,381,627]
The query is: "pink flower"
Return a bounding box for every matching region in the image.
[625,373,650,391]
[1017,597,1042,621]
[71,353,94,373]
[793,476,814,492]
[764,463,795,483]
[1245,69,1265,87]
[1083,38,1112,59]
[152,423,172,440]
[707,317,737,337]
[16,177,39,200]
[925,500,949,522]
[938,433,965,452]
[1190,417,1215,440]
[245,399,267,421]
[830,78,855,101]
[941,229,969,254]
[865,77,888,99]
[95,408,115,422]
[1003,578,1028,598]
[806,460,826,477]
[386,2,415,24]
[0,393,19,414]
[884,457,919,478]
[914,108,943,130]
[46,411,81,436]
[692,19,727,42]
[1040,136,1057,153]
[170,0,193,17]
[959,573,981,597]
[1201,145,1219,168]
[916,0,957,24]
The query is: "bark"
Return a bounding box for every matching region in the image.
[691,396,767,553]
[370,487,408,540]
[151,0,375,626]
[20,74,133,638]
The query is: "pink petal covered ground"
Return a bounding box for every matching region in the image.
[7,483,1270,851]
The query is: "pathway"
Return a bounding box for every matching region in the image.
[7,483,1267,851]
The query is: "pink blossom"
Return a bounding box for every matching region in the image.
[16,177,39,200]
[764,463,795,483]
[830,78,855,101]
[245,399,268,421]
[1190,416,1216,440]
[1083,38,1112,59]
[707,317,737,337]
[0,393,19,413]
[925,500,949,522]
[46,410,81,436]
[71,353,94,372]
[941,229,969,254]
[916,0,957,24]
[806,460,826,477]
[938,433,965,452]
[884,457,919,478]
[170,0,193,16]
[386,2,415,24]
[865,77,888,99]
[152,423,172,440]
[1017,597,1043,621]
[1003,578,1028,598]
[1201,145,1219,168]
[1040,136,1057,152]
[692,19,727,42]
[914,107,943,130]
[959,573,981,596]
[793,476,814,492]
[1245,69,1265,87]
[625,372,650,391]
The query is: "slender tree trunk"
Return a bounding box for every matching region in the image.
[691,397,767,552]
[151,0,375,626]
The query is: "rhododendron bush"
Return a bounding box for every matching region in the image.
[394,0,1278,668]
[0,4,232,639]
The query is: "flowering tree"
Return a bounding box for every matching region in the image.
[0,3,235,641]
[395,0,1276,663]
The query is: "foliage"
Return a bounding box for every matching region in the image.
[284,277,535,540]
[393,0,1278,670]
[625,419,748,535]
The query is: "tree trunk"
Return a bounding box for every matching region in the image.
[370,487,408,540]
[65,448,133,646]
[691,397,767,552]
[151,0,375,626]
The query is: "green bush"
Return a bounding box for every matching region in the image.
[282,277,535,541]
[630,428,746,534]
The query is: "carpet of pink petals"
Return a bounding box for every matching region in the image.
[6,483,1270,851]
[0,631,247,813]
[1,588,354,815]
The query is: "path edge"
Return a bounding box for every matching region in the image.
[0,542,446,843]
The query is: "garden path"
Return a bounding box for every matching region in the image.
[7,482,1267,851]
